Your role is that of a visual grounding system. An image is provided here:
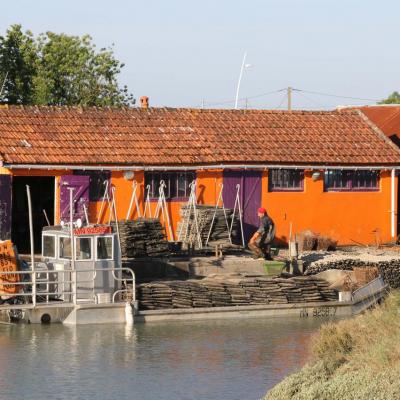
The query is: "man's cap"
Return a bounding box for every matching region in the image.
[258,207,266,214]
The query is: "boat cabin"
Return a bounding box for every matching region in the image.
[40,225,121,303]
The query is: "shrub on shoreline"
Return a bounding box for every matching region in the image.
[265,291,400,400]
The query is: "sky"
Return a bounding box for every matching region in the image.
[1,0,399,109]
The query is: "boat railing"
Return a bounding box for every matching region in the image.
[0,267,135,310]
[351,275,387,303]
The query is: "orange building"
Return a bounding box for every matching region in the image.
[0,105,399,253]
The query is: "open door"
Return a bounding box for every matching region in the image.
[60,175,90,223]
[0,175,12,241]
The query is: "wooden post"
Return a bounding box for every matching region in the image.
[68,187,77,305]
[287,87,292,111]
[26,185,36,307]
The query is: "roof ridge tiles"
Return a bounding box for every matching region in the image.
[0,104,348,114]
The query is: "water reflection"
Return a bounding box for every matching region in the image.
[0,317,331,400]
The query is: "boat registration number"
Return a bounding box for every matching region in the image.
[300,306,337,318]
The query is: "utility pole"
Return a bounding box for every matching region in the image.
[287,87,292,111]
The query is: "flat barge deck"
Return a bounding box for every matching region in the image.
[135,278,387,323]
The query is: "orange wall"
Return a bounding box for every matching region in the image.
[196,170,223,205]
[0,167,11,175]
[262,170,396,245]
[91,171,145,224]
[92,169,223,240]
[6,167,397,245]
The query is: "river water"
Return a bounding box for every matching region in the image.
[0,317,331,400]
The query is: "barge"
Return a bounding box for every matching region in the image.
[0,209,388,325]
[135,276,388,323]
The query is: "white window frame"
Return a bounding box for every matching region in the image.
[42,234,57,259]
[74,236,94,262]
[95,235,114,261]
[58,235,72,260]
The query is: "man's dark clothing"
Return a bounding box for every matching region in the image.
[257,215,274,243]
[249,215,275,259]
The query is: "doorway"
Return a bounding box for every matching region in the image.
[12,176,55,254]
[223,170,262,244]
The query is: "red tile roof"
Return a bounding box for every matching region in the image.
[345,105,400,139]
[0,106,399,166]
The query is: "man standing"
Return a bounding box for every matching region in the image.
[248,208,275,259]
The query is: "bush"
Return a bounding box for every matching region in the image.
[265,291,400,399]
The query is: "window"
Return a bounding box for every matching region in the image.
[59,236,72,259]
[324,170,380,191]
[74,170,111,201]
[96,236,113,260]
[75,237,92,260]
[269,169,304,191]
[145,171,196,200]
[42,235,56,258]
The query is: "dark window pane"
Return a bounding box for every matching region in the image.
[161,173,171,198]
[75,170,110,201]
[59,237,71,259]
[97,236,113,260]
[269,169,304,191]
[325,170,379,191]
[43,235,55,258]
[144,171,196,200]
[324,170,350,190]
[177,173,186,197]
[76,237,92,260]
[153,173,161,197]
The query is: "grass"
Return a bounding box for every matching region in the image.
[264,291,400,400]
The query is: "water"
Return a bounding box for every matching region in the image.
[0,318,330,400]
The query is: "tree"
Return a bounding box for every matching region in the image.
[0,25,134,106]
[0,25,38,104]
[379,91,400,104]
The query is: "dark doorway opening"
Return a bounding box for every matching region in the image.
[12,176,55,254]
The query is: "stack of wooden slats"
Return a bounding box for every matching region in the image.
[256,277,288,304]
[136,275,338,310]
[202,280,232,306]
[178,205,238,247]
[113,218,169,258]
[138,282,172,309]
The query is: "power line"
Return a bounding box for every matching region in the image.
[292,88,380,102]
[294,91,330,109]
[275,92,288,109]
[203,88,285,107]
[201,87,381,109]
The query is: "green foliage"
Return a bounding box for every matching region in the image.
[0,24,134,106]
[0,25,38,104]
[379,91,400,104]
